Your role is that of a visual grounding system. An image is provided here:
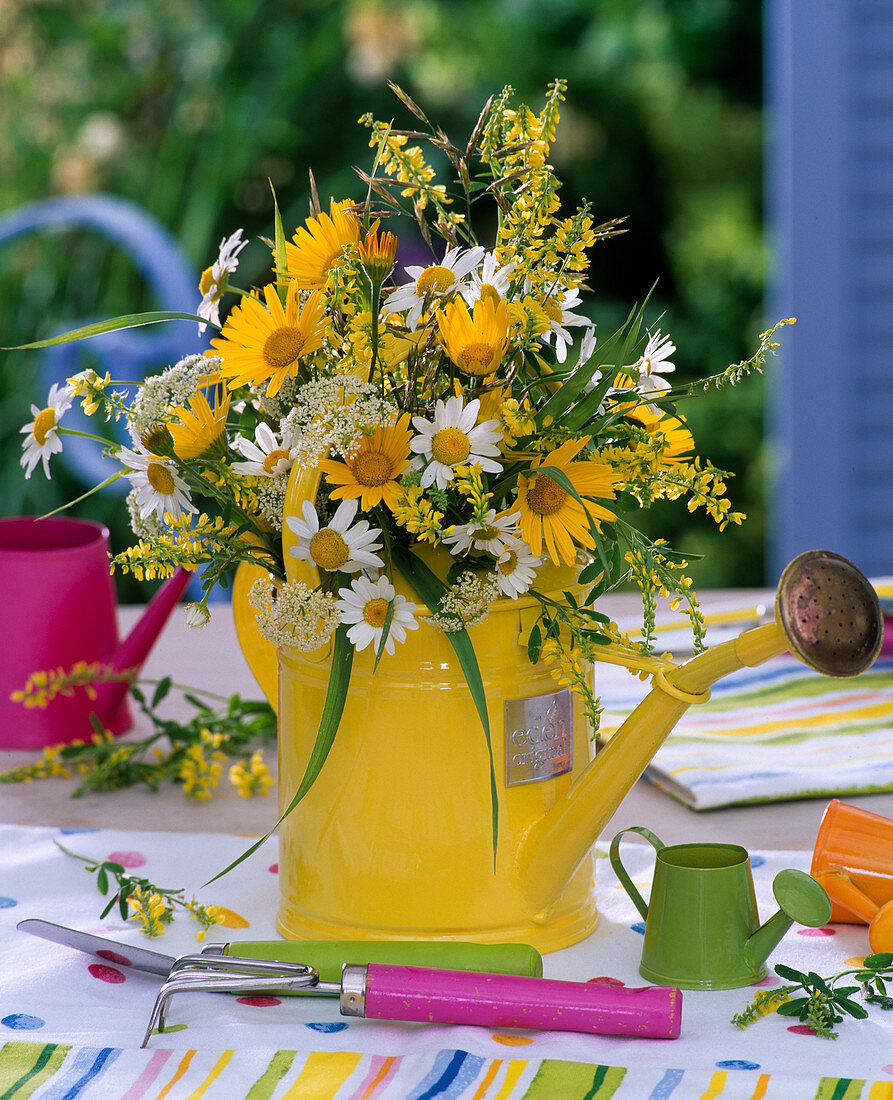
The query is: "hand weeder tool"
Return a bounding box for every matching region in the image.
[140,961,682,1046]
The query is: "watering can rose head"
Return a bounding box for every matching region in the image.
[11,80,792,797]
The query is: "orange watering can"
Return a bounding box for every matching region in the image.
[236,462,884,951]
[0,516,191,750]
[810,799,893,953]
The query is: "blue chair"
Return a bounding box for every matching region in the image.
[0,192,209,487]
[0,193,219,598]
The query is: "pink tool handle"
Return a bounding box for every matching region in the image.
[363,964,682,1039]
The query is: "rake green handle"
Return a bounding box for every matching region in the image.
[220,940,543,986]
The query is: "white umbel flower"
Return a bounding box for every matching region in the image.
[231,422,297,478]
[20,383,73,479]
[197,228,247,334]
[410,395,502,490]
[117,444,198,521]
[384,245,485,330]
[286,498,384,574]
[540,288,591,363]
[495,539,543,599]
[443,509,521,558]
[336,574,418,655]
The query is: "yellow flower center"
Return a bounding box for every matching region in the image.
[527,474,567,515]
[457,342,496,377]
[431,427,471,466]
[499,550,518,575]
[352,450,392,487]
[474,524,498,541]
[362,597,390,627]
[263,326,306,371]
[544,300,563,324]
[309,529,350,570]
[31,407,56,445]
[147,462,176,495]
[415,265,455,295]
[262,448,290,473]
[480,282,501,307]
[199,265,216,296]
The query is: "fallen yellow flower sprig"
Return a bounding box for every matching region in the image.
[1,672,276,803]
[55,840,224,940]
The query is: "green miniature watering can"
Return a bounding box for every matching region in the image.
[610,827,832,990]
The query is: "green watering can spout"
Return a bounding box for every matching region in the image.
[743,869,833,972]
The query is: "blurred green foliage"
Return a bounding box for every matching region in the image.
[0,0,765,593]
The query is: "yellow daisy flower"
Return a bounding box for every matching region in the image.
[319,414,413,511]
[516,437,618,565]
[210,282,325,397]
[357,222,398,284]
[629,402,694,466]
[285,199,361,288]
[169,384,231,461]
[436,296,509,377]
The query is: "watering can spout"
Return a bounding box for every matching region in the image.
[518,551,882,918]
[744,869,833,970]
[92,566,192,723]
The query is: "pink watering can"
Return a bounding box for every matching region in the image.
[0,516,191,750]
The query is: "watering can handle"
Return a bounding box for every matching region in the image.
[609,826,666,922]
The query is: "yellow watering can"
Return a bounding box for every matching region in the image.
[234,466,883,951]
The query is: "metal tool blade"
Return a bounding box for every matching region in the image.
[17,918,176,976]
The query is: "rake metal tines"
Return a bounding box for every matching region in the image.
[140,956,340,1047]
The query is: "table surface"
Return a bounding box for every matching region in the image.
[3,591,892,845]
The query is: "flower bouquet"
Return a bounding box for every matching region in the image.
[11,81,787,940]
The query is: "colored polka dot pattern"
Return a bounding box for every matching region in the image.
[491,1034,534,1046]
[883,1065,893,1074]
[305,1022,349,1033]
[749,855,766,868]
[88,963,126,984]
[107,850,146,868]
[236,996,281,1008]
[268,863,278,873]
[797,926,835,937]
[787,1023,818,1036]
[631,921,646,936]
[716,1060,761,1070]
[96,950,133,967]
[2,1014,44,1030]
[751,975,779,987]
[0,897,17,909]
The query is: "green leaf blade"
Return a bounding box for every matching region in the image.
[3,312,212,350]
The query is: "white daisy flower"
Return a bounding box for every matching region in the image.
[286,498,384,575]
[384,245,485,330]
[117,444,197,521]
[19,383,73,480]
[460,251,517,307]
[540,288,591,363]
[442,509,521,558]
[410,395,503,491]
[635,329,676,402]
[495,539,543,599]
[231,422,297,478]
[197,228,247,334]
[336,574,419,655]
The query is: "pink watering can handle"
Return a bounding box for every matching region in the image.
[362,964,682,1038]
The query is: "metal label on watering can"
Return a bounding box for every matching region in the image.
[504,689,573,786]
